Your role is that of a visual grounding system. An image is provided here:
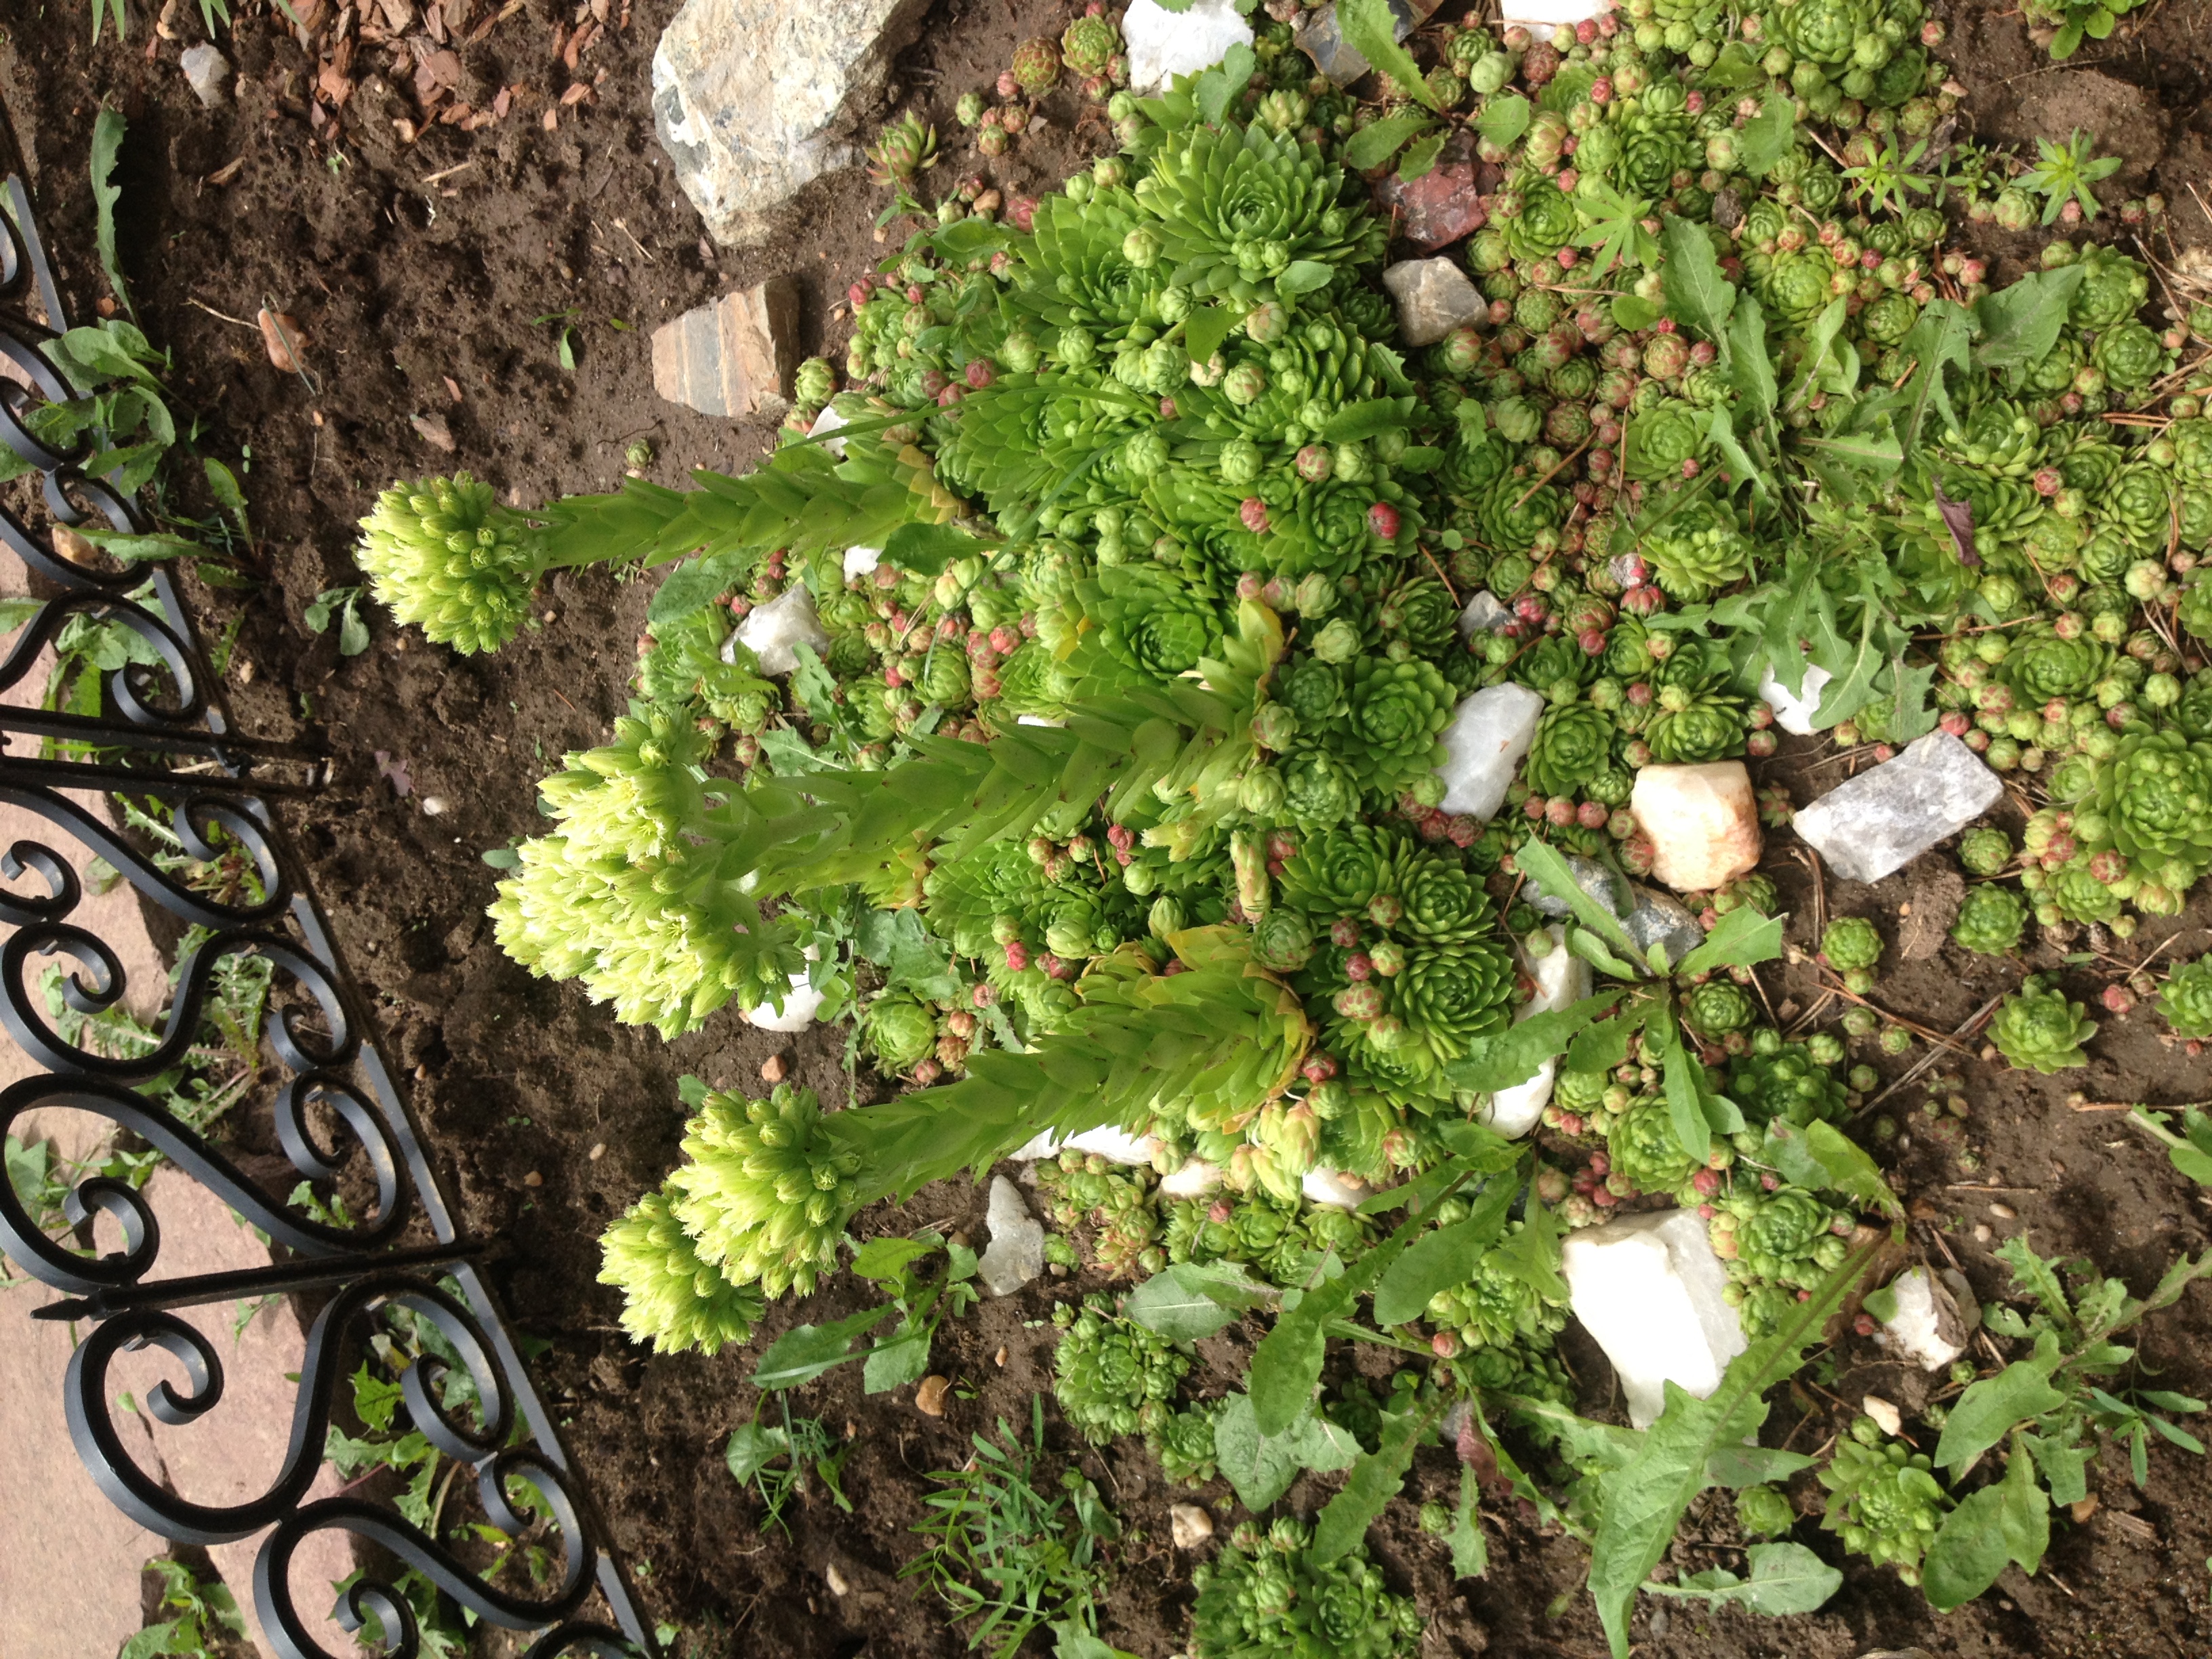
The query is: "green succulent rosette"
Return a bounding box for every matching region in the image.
[1523,701,1615,798]
[1820,1417,1950,1587]
[1989,975,2097,1074]
[2071,243,2151,332]
[2092,320,2167,392]
[1280,747,1359,827]
[1681,979,1756,1038]
[865,991,939,1071]
[1090,562,1225,678]
[1151,1401,1221,1487]
[1424,1222,1570,1349]
[1957,828,2014,876]
[1190,1518,1421,1659]
[1727,1033,1848,1128]
[1622,398,1711,483]
[2158,956,2212,1040]
[1819,917,1883,974]
[1395,939,1517,1063]
[2097,730,2212,877]
[1950,884,2028,955]
[1279,825,1411,918]
[1994,623,2112,702]
[1607,1100,1702,1197]
[1645,507,1755,600]
[1334,656,1453,792]
[1643,643,1747,764]
[1395,856,1494,947]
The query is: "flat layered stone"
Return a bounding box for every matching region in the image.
[651,279,801,418]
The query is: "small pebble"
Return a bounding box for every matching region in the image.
[949,1229,971,1251]
[1973,1223,1992,1244]
[915,1374,949,1416]
[523,1170,544,1188]
[844,1418,857,1438]
[824,1563,851,1597]
[1170,1502,1214,1549]
[1862,1394,1902,1437]
[2071,1495,2100,1523]
[1990,1203,2018,1221]
[587,1143,605,1162]
[422,796,450,817]
[1048,1262,1069,1278]
[543,610,558,623]
[994,1345,1008,1368]
[760,1053,787,1083]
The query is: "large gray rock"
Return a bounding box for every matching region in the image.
[653,0,930,247]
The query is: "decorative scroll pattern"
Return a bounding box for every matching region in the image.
[0,173,656,1657]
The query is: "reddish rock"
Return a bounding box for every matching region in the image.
[1372,135,1492,252]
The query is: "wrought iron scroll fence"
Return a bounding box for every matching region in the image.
[0,175,657,1659]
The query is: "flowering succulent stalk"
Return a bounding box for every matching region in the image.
[668,1084,863,1298]
[355,474,546,655]
[597,1184,766,1355]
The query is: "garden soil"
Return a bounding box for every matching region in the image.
[7,0,2212,1652]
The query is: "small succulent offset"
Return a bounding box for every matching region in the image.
[867,111,937,184]
[1052,1295,1189,1443]
[1820,917,1884,995]
[1949,884,2028,957]
[1189,1517,1422,1659]
[1734,1483,1799,1540]
[2023,0,2144,60]
[1818,1416,1950,1586]
[1957,828,2013,877]
[2158,954,2212,1040]
[1990,975,2099,1074]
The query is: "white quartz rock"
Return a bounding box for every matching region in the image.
[1755,661,1833,737]
[809,402,853,458]
[733,583,830,674]
[1481,925,1593,1139]
[744,975,825,1032]
[1629,761,1763,894]
[1869,1266,1971,1372]
[843,546,881,580]
[1791,731,2005,886]
[1123,0,1254,94]
[1303,1167,1372,1210]
[977,1174,1046,1296]
[1457,590,1510,638]
[1160,1158,1227,1200]
[1563,1208,1748,1429]
[1011,1125,1157,1166]
[1016,713,1067,728]
[1381,258,1485,348]
[1435,682,1545,821]
[1500,0,1604,33]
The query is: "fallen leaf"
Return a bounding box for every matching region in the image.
[375,751,415,797]
[559,81,593,105]
[317,63,355,106]
[1931,482,1978,568]
[409,411,455,451]
[258,308,309,373]
[491,84,512,118]
[443,375,464,402]
[207,156,247,186]
[914,1375,949,1416]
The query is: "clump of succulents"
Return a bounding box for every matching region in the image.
[354,474,545,655]
[666,1084,863,1298]
[1190,1518,1422,1659]
[1990,975,2099,1073]
[1820,917,1885,994]
[1819,1416,1950,1586]
[1052,1295,1189,1442]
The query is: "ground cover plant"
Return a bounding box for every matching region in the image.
[16,0,2212,1652]
[334,4,2212,1643]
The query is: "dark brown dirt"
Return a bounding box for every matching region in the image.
[11,0,2212,1654]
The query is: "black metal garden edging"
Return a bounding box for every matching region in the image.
[0,175,659,1659]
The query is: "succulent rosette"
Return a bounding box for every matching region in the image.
[1395,940,1517,1063]
[2093,321,2168,392]
[1279,825,1411,918]
[1607,1100,1704,1198]
[1949,884,2028,955]
[1092,563,1225,678]
[1135,122,1385,300]
[1996,623,2112,702]
[1334,657,1453,792]
[1643,643,1748,764]
[1728,1033,1849,1127]
[2158,956,2212,1040]
[1989,975,2098,1074]
[1523,701,1616,798]
[1645,505,1754,600]
[1052,1296,1189,1442]
[2097,730,2212,877]
[1622,398,1711,483]
[1682,979,1755,1038]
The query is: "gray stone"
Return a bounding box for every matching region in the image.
[977,1174,1044,1296]
[180,43,230,108]
[732,583,829,675]
[1380,258,1483,347]
[1525,850,1631,922]
[1294,0,1439,86]
[1790,731,2005,886]
[653,0,932,247]
[1456,590,1509,638]
[651,279,800,418]
[1623,885,1705,968]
